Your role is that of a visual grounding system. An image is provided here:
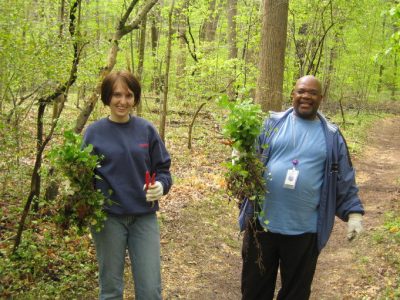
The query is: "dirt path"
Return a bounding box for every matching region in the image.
[153,116,400,299]
[311,116,400,299]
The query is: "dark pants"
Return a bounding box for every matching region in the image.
[241,220,319,300]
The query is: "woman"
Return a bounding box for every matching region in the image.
[83,70,172,299]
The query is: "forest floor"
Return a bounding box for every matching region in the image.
[132,115,400,299]
[2,110,398,299]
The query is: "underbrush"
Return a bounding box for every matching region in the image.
[370,212,400,298]
[0,222,98,298]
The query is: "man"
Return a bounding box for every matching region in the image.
[240,75,364,300]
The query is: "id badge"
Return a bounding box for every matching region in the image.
[283,168,299,189]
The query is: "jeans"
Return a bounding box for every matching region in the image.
[91,213,162,300]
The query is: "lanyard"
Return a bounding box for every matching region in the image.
[291,114,310,168]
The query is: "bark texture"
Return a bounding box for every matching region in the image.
[255,0,289,112]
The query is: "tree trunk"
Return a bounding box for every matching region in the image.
[322,27,341,102]
[32,102,45,212]
[188,103,206,149]
[390,22,399,101]
[322,45,335,102]
[377,64,384,93]
[96,0,100,45]
[391,54,398,101]
[255,0,289,112]
[159,0,174,142]
[291,2,335,80]
[58,0,66,37]
[175,0,189,101]
[240,2,258,90]
[377,17,386,93]
[200,0,221,42]
[136,15,147,116]
[150,8,161,95]
[227,0,238,100]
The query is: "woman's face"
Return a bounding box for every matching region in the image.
[109,79,135,123]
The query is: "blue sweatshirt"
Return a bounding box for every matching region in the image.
[83,116,172,215]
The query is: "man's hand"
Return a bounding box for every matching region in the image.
[231,148,241,165]
[347,213,363,240]
[144,181,164,202]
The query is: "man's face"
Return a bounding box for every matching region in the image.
[292,77,323,120]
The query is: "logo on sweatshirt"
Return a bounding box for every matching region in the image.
[139,143,149,148]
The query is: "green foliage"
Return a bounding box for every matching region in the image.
[388,3,400,54]
[219,96,264,153]
[219,96,266,206]
[48,130,108,235]
[1,227,97,298]
[286,0,399,102]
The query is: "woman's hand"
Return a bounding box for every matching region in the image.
[144,181,164,201]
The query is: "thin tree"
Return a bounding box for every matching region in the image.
[175,0,189,101]
[159,0,175,142]
[200,0,222,42]
[227,0,238,100]
[149,8,162,95]
[13,0,84,253]
[136,15,147,116]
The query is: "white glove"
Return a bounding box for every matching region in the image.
[143,181,164,202]
[347,213,363,240]
[231,148,241,165]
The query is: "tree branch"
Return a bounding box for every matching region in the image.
[177,15,198,63]
[119,0,139,29]
[123,0,159,34]
[306,22,335,75]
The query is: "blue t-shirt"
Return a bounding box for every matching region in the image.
[259,112,326,234]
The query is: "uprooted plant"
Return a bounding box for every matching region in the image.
[48,130,109,234]
[219,96,266,209]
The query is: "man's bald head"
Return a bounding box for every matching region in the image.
[291,75,323,120]
[295,75,322,94]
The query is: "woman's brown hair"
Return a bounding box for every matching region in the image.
[101,71,141,107]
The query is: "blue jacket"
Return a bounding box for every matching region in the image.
[240,108,364,252]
